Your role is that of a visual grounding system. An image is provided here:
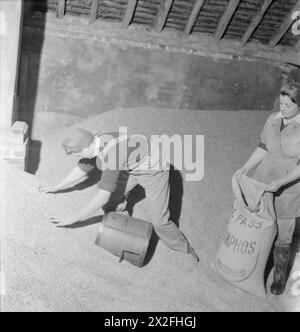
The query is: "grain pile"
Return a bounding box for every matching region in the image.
[2,107,295,312]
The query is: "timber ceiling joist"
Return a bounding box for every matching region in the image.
[30,0,300,66]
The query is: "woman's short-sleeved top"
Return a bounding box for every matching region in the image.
[259,112,300,161]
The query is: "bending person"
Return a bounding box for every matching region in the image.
[40,129,199,264]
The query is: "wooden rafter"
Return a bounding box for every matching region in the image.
[29,13,300,67]
[56,0,66,19]
[89,0,100,23]
[241,0,273,46]
[215,0,240,42]
[123,0,138,28]
[269,0,300,47]
[184,0,205,37]
[155,0,174,32]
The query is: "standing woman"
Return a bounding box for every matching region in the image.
[234,83,300,295]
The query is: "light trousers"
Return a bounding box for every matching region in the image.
[104,170,190,253]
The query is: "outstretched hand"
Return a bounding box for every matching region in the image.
[39,185,58,194]
[50,215,77,227]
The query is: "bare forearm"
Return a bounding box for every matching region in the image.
[279,165,300,187]
[73,190,111,221]
[57,174,88,190]
[244,147,267,170]
[54,166,88,191]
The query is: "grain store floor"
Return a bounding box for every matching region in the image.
[1,108,299,312]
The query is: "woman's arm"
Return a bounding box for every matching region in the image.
[265,165,300,192]
[243,147,268,170]
[234,147,267,178]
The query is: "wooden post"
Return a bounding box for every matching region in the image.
[23,0,34,22]
[19,54,30,122]
[57,0,66,19]
[241,0,273,46]
[90,0,100,23]
[123,0,138,28]
[184,0,205,37]
[155,0,174,32]
[0,0,24,129]
[214,0,240,42]
[269,1,300,47]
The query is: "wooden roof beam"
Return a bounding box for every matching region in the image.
[155,0,174,32]
[184,0,205,37]
[241,0,273,46]
[215,0,240,42]
[269,0,300,47]
[123,0,138,28]
[30,13,300,67]
[89,0,100,23]
[56,0,66,19]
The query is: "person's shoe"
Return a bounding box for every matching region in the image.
[270,244,290,296]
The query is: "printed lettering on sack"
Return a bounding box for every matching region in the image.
[215,205,265,282]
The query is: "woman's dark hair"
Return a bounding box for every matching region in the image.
[280,91,297,104]
[280,83,299,105]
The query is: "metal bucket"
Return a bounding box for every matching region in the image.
[95,212,154,267]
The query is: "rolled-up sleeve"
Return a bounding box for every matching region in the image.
[96,141,128,192]
[259,121,268,150]
[258,141,267,151]
[78,157,96,173]
[97,170,120,192]
[258,113,276,151]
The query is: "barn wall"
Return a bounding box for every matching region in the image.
[20,15,284,136]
